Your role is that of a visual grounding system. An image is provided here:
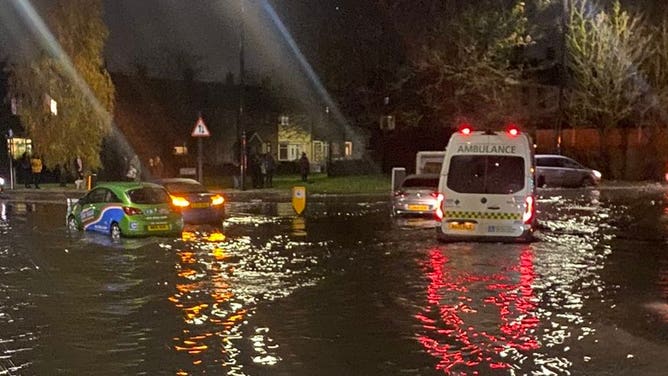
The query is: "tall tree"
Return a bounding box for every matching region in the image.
[9,0,114,171]
[401,0,534,129]
[565,0,651,128]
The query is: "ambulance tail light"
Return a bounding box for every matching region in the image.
[458,123,473,135]
[522,195,535,224]
[434,193,444,221]
[505,124,520,137]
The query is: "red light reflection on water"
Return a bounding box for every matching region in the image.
[416,247,539,374]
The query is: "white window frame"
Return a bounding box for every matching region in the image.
[278,143,302,161]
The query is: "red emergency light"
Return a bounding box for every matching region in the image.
[458,123,473,135]
[505,123,520,137]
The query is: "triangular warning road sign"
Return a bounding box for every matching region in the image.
[191,117,211,137]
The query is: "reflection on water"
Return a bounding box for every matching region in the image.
[169,220,324,374]
[416,246,539,374]
[2,189,668,375]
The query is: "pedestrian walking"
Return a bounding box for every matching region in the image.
[299,152,310,182]
[264,152,276,188]
[30,154,43,189]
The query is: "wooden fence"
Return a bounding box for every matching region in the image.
[534,128,668,181]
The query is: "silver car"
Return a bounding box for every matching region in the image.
[392,173,440,216]
[535,154,602,188]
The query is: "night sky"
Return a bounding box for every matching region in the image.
[0,0,343,83]
[102,0,344,82]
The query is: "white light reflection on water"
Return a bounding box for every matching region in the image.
[0,206,34,376]
[169,223,326,375]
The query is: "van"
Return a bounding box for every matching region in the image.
[436,124,536,242]
[415,151,446,174]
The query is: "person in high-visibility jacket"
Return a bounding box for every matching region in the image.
[30,154,43,189]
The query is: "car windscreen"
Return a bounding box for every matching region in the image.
[163,182,207,194]
[447,155,525,194]
[401,177,439,189]
[127,187,171,204]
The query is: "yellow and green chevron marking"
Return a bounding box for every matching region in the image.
[446,211,521,220]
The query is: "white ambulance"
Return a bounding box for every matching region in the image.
[435,124,536,242]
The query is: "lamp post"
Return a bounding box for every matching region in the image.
[238,0,247,190]
[6,128,14,190]
[556,0,569,155]
[326,106,332,176]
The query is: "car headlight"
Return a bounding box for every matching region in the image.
[0,177,4,185]
[592,170,602,179]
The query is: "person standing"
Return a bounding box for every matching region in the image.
[30,154,43,189]
[74,155,85,189]
[264,152,276,188]
[154,156,164,178]
[20,152,31,188]
[299,152,310,182]
[126,154,141,182]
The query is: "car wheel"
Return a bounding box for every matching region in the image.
[537,175,546,188]
[110,222,122,239]
[581,176,595,187]
[67,215,80,231]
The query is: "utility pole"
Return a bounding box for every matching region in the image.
[238,0,247,190]
[556,0,569,155]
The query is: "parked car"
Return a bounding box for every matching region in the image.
[392,173,440,217]
[535,154,602,188]
[66,182,183,238]
[153,178,225,225]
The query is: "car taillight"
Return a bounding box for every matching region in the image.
[522,196,535,224]
[434,193,444,221]
[171,195,190,208]
[123,206,143,216]
[210,194,225,206]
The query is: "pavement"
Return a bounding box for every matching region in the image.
[0,184,391,204]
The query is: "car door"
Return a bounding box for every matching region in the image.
[98,189,123,232]
[80,188,107,231]
[537,157,563,186]
[561,158,586,187]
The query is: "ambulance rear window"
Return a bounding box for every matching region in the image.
[447,155,525,194]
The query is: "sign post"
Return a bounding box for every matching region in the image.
[191,116,211,183]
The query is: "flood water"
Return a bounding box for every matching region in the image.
[1,186,668,375]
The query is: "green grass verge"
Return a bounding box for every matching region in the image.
[204,173,391,194]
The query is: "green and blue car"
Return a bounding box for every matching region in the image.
[66,182,184,238]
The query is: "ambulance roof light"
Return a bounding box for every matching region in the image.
[458,123,473,135]
[505,124,520,137]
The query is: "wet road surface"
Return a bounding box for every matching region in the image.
[1,186,668,375]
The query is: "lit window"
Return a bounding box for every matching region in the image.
[344,141,353,158]
[279,115,289,126]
